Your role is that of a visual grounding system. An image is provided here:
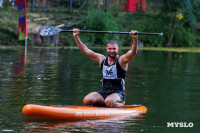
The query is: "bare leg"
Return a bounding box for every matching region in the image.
[42,0,46,7]
[83,92,105,106]
[35,0,39,7]
[105,93,125,108]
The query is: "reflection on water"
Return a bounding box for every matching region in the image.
[0,48,200,132]
[24,114,146,133]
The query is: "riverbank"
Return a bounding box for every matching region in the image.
[0,1,200,47]
[1,45,200,53]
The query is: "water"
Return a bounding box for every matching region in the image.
[0,48,199,132]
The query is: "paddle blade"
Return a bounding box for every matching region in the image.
[39,26,62,37]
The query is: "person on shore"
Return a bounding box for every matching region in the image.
[73,29,138,108]
[9,0,15,6]
[34,0,46,10]
[0,0,3,7]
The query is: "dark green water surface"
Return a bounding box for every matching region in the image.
[0,48,199,132]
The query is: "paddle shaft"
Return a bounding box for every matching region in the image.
[39,26,163,36]
[61,30,163,36]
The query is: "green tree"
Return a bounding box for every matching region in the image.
[162,0,199,47]
[80,9,119,45]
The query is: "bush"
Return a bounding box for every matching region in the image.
[140,16,165,47]
[0,26,19,45]
[118,14,165,47]
[173,26,198,47]
[79,9,119,45]
[53,0,85,8]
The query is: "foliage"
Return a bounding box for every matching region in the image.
[161,0,200,46]
[0,26,18,45]
[135,16,165,47]
[193,0,200,22]
[0,8,19,45]
[0,1,200,47]
[53,0,86,8]
[79,9,119,45]
[115,14,166,47]
[173,26,198,47]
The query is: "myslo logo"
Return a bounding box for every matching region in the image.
[167,122,194,127]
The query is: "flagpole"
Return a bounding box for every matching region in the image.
[25,37,27,50]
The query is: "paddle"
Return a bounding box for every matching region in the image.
[39,25,163,37]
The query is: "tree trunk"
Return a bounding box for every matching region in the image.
[140,0,143,12]
[167,12,176,47]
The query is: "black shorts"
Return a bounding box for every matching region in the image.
[97,89,125,103]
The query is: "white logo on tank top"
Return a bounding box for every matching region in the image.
[103,65,117,79]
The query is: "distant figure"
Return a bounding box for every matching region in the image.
[35,0,46,10]
[0,0,3,7]
[9,0,15,7]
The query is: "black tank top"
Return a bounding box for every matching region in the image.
[101,56,127,91]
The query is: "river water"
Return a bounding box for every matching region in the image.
[0,47,199,132]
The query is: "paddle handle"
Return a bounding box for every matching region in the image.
[62,30,163,36]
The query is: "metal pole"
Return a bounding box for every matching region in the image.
[105,0,108,12]
[32,0,34,9]
[25,37,27,50]
[69,0,72,12]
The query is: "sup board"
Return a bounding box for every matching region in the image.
[22,104,147,119]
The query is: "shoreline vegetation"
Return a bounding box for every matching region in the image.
[0,0,200,48]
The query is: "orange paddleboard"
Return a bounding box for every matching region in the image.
[22,104,147,119]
